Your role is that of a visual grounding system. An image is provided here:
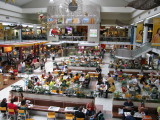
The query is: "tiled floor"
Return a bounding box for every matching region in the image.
[0,53,122,120]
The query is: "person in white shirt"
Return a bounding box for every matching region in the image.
[154,78,160,88]
[21,61,25,73]
[79,74,85,83]
[63,66,68,73]
[131,75,138,84]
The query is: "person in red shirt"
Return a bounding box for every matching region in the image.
[86,101,96,116]
[7,98,18,115]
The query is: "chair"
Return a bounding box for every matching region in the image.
[3,76,9,85]
[47,112,56,120]
[59,91,63,94]
[0,107,7,117]
[125,93,131,98]
[51,90,57,93]
[76,118,85,120]
[7,108,16,120]
[18,109,27,120]
[65,113,74,120]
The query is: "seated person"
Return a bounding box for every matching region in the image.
[46,72,53,83]
[90,111,104,120]
[138,102,148,113]
[41,73,46,79]
[79,74,85,83]
[143,82,151,92]
[74,73,80,83]
[74,106,85,119]
[150,87,158,99]
[0,98,7,117]
[130,75,138,85]
[18,100,28,116]
[86,101,96,116]
[125,110,135,120]
[60,80,69,91]
[8,67,14,73]
[135,83,141,94]
[7,98,18,115]
[142,110,152,120]
[123,99,134,112]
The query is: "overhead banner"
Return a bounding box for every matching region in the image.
[151,18,160,46]
[136,24,143,42]
[0,23,4,40]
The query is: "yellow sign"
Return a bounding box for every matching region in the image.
[151,18,160,46]
[0,23,4,40]
[136,24,143,43]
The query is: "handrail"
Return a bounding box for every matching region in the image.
[115,42,152,59]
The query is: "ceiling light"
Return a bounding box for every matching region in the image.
[59,4,62,8]
[49,0,54,3]
[135,19,144,24]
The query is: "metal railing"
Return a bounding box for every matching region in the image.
[115,42,153,59]
[59,36,87,41]
[100,37,130,42]
[132,43,152,57]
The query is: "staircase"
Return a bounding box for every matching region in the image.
[115,43,153,59]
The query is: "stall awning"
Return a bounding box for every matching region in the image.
[0,41,48,47]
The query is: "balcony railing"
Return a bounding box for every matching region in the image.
[59,36,87,41]
[100,37,130,42]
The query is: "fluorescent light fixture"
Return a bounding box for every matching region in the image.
[2,22,15,25]
[49,0,54,3]
[59,4,62,8]
[135,19,144,24]
[146,13,160,20]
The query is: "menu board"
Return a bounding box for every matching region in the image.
[82,18,89,24]
[57,17,63,24]
[90,29,97,37]
[72,18,80,24]
[65,18,72,24]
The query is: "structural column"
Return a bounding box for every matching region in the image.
[19,24,22,42]
[143,19,149,44]
[33,24,37,36]
[133,24,137,49]
[19,47,22,60]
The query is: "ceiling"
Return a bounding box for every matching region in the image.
[0,0,33,7]
[0,0,136,25]
[0,0,134,7]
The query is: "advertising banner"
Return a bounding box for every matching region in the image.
[151,18,160,46]
[0,23,4,40]
[136,24,143,42]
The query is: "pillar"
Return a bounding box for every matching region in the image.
[19,47,22,60]
[133,24,137,49]
[19,24,22,42]
[143,19,149,44]
[33,24,37,36]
